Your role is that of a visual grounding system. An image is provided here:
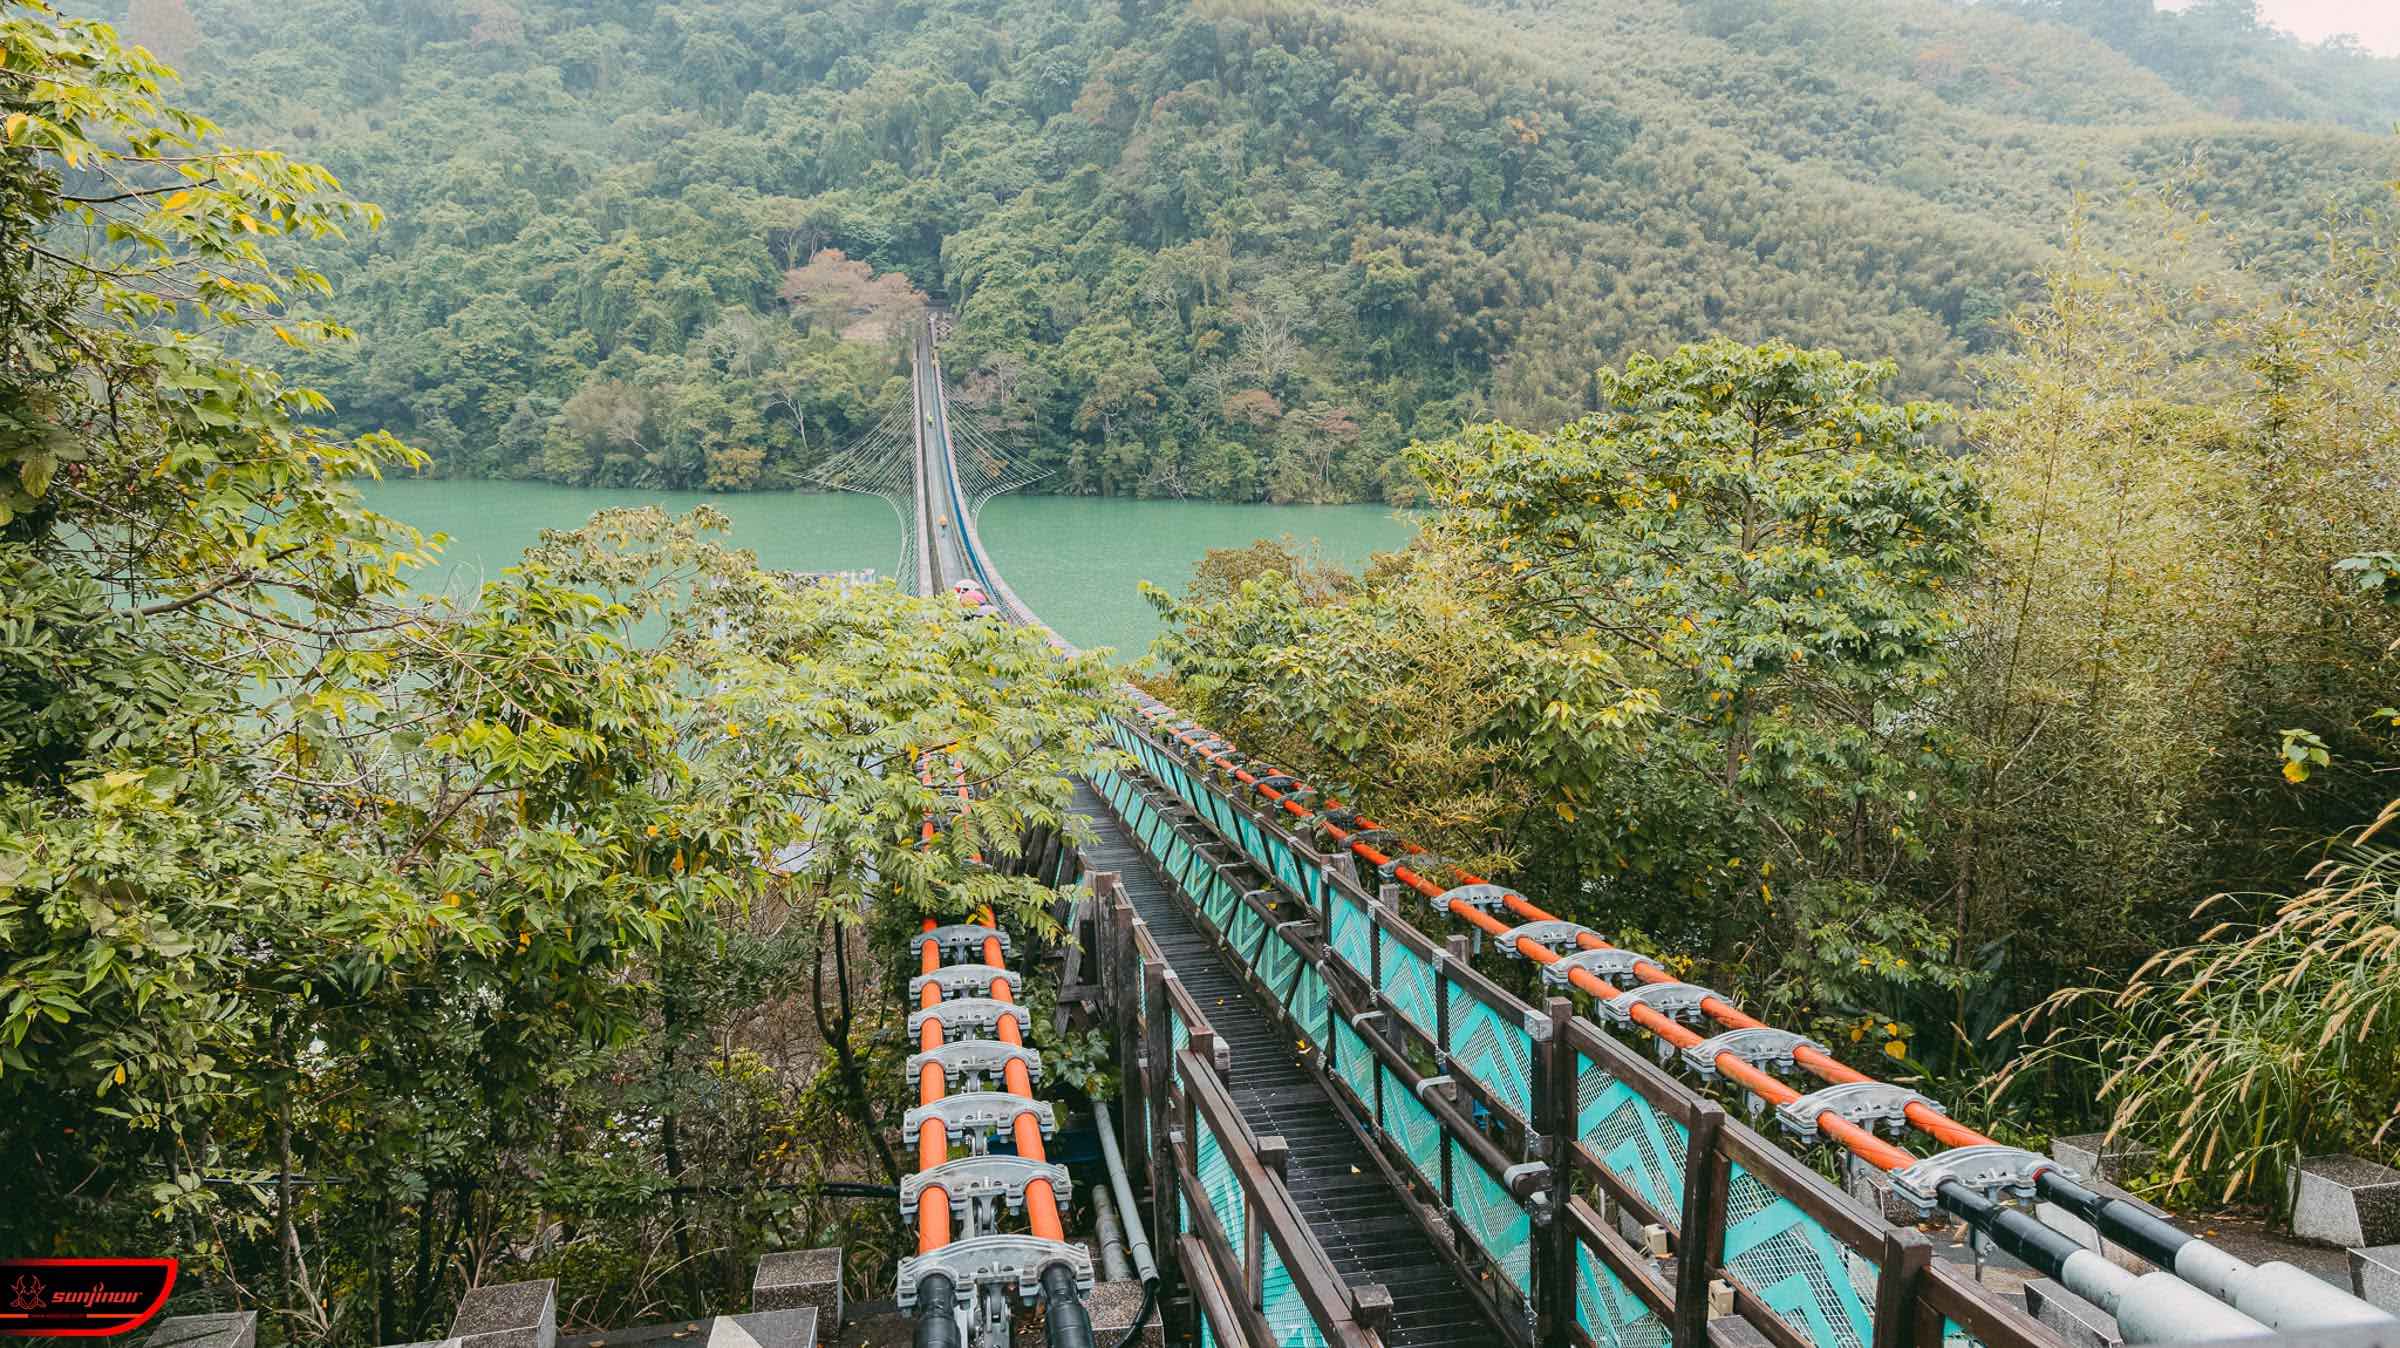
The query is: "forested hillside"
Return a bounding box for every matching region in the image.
[102,0,2400,500]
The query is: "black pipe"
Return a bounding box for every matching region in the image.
[2034,1171,2190,1268]
[1110,1279,1157,1348]
[914,1272,963,1348]
[1042,1264,1096,1348]
[1939,1181,2080,1281]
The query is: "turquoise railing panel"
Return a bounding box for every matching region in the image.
[1376,930,1439,1038]
[1229,901,1267,968]
[1575,1056,1689,1222]
[1722,1163,1873,1348]
[1290,963,1329,1051]
[1257,927,1301,1007]
[1380,1065,1445,1194]
[1328,888,1372,983]
[1197,1114,1246,1277]
[1576,1239,1670,1348]
[1451,1138,1533,1295]
[1445,987,1534,1123]
[1261,1231,1331,1348]
[1332,1016,1376,1115]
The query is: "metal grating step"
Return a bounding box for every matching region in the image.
[1075,780,1503,1348]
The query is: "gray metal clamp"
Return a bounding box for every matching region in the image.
[896,1235,1094,1312]
[918,924,1012,961]
[906,997,1032,1040]
[1681,1027,1825,1082]
[901,1091,1057,1146]
[898,1155,1072,1223]
[908,965,1012,1000]
[1436,883,1524,916]
[1541,947,1659,991]
[1889,1145,2061,1218]
[1497,920,1600,957]
[1776,1082,1941,1144]
[1596,981,1725,1027]
[906,1040,1043,1091]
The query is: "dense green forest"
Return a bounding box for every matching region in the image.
[84,0,2400,500]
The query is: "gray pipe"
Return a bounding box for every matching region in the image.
[1092,1184,1134,1283]
[1092,1101,1159,1285]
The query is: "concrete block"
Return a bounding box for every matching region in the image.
[2350,1243,2400,1313]
[448,1279,555,1348]
[1842,1153,1921,1224]
[752,1249,841,1325]
[144,1314,258,1348]
[2037,1176,2167,1275]
[2294,1155,2400,1247]
[703,1309,818,1348]
[2024,1277,2124,1348]
[1082,1281,1162,1348]
[2050,1132,2154,1185]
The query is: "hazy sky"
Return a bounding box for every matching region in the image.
[2157,0,2400,54]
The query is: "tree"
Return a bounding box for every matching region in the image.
[1406,340,1982,1019]
[0,13,1117,1338]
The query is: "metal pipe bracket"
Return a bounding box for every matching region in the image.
[907,1040,1043,1091]
[902,1091,1058,1146]
[1681,1027,1825,1082]
[1437,883,1524,916]
[918,924,1012,962]
[907,997,1032,1040]
[897,1235,1094,1312]
[899,1155,1072,1222]
[1890,1145,2061,1218]
[1542,947,1658,991]
[1776,1082,1941,1144]
[909,965,1011,1000]
[1598,981,1724,1027]
[1498,919,1601,957]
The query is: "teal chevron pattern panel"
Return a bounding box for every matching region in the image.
[1332,1016,1376,1114]
[1380,1067,1444,1193]
[1575,1239,1669,1348]
[1196,1115,1246,1276]
[1450,1138,1532,1294]
[1329,889,1372,982]
[1261,1231,1332,1348]
[1376,932,1438,1037]
[1290,963,1328,1051]
[1445,988,1534,1122]
[1575,1055,1688,1222]
[1722,1163,1873,1348]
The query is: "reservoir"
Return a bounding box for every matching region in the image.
[358,479,1416,659]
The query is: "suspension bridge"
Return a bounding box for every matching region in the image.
[690,318,2400,1348]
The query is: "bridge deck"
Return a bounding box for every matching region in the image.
[1072,780,1497,1348]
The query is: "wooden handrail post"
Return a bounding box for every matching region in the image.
[1541,997,1577,1348]
[1671,1101,1728,1348]
[1873,1228,1935,1348]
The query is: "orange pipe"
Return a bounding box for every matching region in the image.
[1139,702,1961,1173]
[980,922,1066,1242]
[916,917,953,1253]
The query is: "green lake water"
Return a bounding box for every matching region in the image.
[358,479,1416,659]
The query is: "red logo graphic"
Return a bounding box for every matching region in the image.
[0,1260,176,1337]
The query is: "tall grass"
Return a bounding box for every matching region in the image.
[1997,796,2400,1211]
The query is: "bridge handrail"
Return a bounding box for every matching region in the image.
[1088,769,1388,1348]
[1101,712,2060,1348]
